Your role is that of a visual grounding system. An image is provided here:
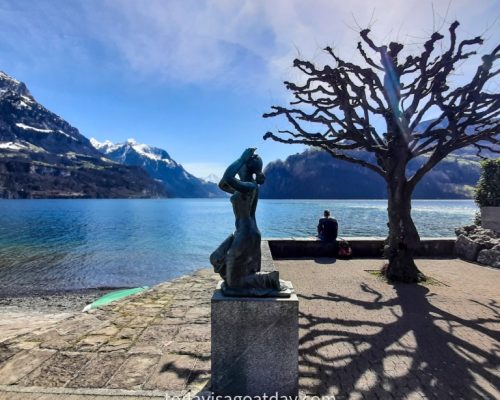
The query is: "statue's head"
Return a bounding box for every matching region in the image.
[247,154,263,174]
[241,154,265,184]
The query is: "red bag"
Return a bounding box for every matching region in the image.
[338,239,352,258]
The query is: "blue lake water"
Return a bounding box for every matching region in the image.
[0,199,476,293]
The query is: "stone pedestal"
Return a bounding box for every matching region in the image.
[211,282,299,396]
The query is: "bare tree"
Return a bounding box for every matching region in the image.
[263,21,499,283]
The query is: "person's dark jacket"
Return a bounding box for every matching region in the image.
[317,217,338,242]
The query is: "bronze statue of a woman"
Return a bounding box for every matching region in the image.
[210,148,291,297]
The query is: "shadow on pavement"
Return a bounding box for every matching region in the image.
[298,283,499,399]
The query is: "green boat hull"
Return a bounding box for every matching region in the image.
[84,286,148,311]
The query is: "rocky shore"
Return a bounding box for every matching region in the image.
[0,289,108,313]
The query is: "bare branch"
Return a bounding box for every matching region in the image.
[263,131,386,176]
[263,20,499,190]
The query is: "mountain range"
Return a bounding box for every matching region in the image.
[0,71,166,198]
[260,149,481,199]
[0,70,490,199]
[90,138,223,197]
[0,70,222,198]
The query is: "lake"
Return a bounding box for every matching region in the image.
[0,199,476,293]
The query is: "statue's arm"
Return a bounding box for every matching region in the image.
[219,163,257,194]
[218,148,257,194]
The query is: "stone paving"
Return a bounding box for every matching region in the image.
[278,258,500,400]
[0,269,218,398]
[0,259,498,399]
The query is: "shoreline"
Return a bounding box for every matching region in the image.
[0,269,211,313]
[0,288,112,313]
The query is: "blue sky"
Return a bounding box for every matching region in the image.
[0,0,498,178]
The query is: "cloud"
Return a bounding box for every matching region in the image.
[1,0,498,91]
[81,0,273,86]
[102,1,498,77]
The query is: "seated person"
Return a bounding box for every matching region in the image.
[317,210,338,242]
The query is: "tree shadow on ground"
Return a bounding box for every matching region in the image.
[154,349,211,393]
[298,283,500,399]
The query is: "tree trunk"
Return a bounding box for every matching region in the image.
[383,182,425,283]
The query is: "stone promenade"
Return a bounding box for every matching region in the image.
[0,259,498,399]
[282,258,499,399]
[0,269,219,399]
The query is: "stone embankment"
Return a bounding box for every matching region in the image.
[455,225,500,268]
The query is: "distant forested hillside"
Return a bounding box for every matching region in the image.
[261,149,481,199]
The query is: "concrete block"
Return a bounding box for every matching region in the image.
[211,284,299,396]
[261,241,276,272]
[481,207,500,233]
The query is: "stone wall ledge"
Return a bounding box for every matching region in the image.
[265,237,456,259]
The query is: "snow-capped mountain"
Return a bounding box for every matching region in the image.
[91,138,224,198]
[0,71,99,156]
[0,71,31,98]
[202,173,220,184]
[0,71,167,198]
[91,138,177,166]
